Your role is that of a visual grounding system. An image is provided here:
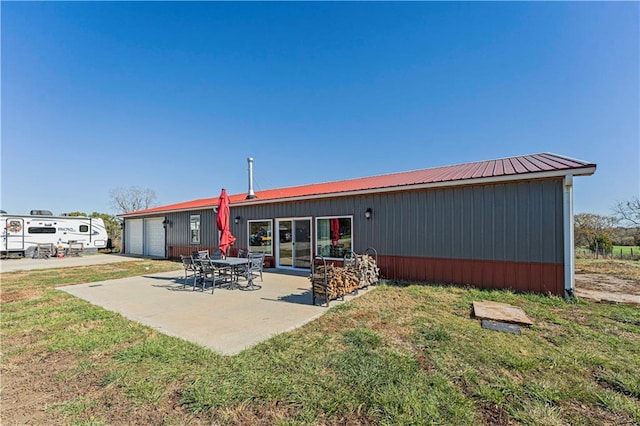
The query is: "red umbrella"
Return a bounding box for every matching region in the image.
[216,188,236,257]
[330,218,340,246]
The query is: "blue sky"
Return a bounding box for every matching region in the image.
[2,2,638,217]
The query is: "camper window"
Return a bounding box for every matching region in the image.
[28,227,56,234]
[80,225,89,232]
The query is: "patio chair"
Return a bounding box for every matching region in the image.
[237,248,249,258]
[192,250,209,260]
[198,259,232,293]
[210,248,223,260]
[180,255,199,289]
[247,252,265,282]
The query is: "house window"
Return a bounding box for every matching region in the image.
[190,215,200,244]
[248,220,273,255]
[79,225,89,232]
[315,216,353,259]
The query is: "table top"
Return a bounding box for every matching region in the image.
[209,257,249,266]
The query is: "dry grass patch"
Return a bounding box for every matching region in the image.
[576,259,640,283]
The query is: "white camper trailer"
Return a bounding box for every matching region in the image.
[1,212,108,258]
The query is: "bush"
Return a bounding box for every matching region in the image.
[589,234,613,254]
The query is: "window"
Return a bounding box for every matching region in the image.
[28,227,56,234]
[79,225,89,232]
[315,216,353,259]
[190,215,200,244]
[248,220,273,255]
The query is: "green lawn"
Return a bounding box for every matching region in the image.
[1,260,639,424]
[612,245,640,256]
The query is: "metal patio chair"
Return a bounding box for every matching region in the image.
[198,259,232,293]
[210,248,223,260]
[247,252,265,282]
[233,252,264,290]
[180,255,199,289]
[192,250,210,260]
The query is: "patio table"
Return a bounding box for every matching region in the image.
[210,257,259,290]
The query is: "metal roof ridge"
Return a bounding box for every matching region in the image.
[121,152,595,216]
[225,152,566,199]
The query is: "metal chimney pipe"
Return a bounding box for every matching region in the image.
[246,157,257,199]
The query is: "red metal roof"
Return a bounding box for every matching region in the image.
[121,153,595,216]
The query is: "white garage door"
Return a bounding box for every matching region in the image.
[144,218,165,257]
[126,219,143,255]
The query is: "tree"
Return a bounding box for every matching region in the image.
[614,196,640,226]
[613,196,640,250]
[574,213,617,258]
[109,186,157,214]
[588,234,613,255]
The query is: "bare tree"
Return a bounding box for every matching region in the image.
[109,187,157,213]
[613,196,640,226]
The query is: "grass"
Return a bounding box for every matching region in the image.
[613,245,640,255]
[1,259,639,424]
[577,246,640,260]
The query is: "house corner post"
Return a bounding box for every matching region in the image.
[563,175,575,298]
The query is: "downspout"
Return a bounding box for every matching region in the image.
[563,175,575,299]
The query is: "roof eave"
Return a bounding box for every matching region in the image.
[118,205,216,218]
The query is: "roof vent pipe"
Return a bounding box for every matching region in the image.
[246,157,257,199]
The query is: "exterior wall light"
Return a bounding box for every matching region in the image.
[162,218,171,228]
[365,208,373,220]
[234,216,241,224]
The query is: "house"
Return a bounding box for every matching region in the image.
[119,153,596,297]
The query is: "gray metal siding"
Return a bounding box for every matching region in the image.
[165,209,216,249]
[152,178,564,264]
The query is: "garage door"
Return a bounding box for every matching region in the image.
[126,219,143,255]
[144,218,165,257]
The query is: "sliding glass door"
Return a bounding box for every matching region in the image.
[276,218,311,269]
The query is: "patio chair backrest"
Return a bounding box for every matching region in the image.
[181,255,195,269]
[210,249,223,260]
[237,248,249,258]
[248,252,264,271]
[199,259,214,274]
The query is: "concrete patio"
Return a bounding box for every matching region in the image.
[58,269,372,355]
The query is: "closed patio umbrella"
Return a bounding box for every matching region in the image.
[330,218,340,246]
[216,188,236,257]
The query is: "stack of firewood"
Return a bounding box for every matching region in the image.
[356,254,380,287]
[344,254,380,288]
[310,263,360,300]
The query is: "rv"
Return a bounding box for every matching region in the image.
[1,212,108,258]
